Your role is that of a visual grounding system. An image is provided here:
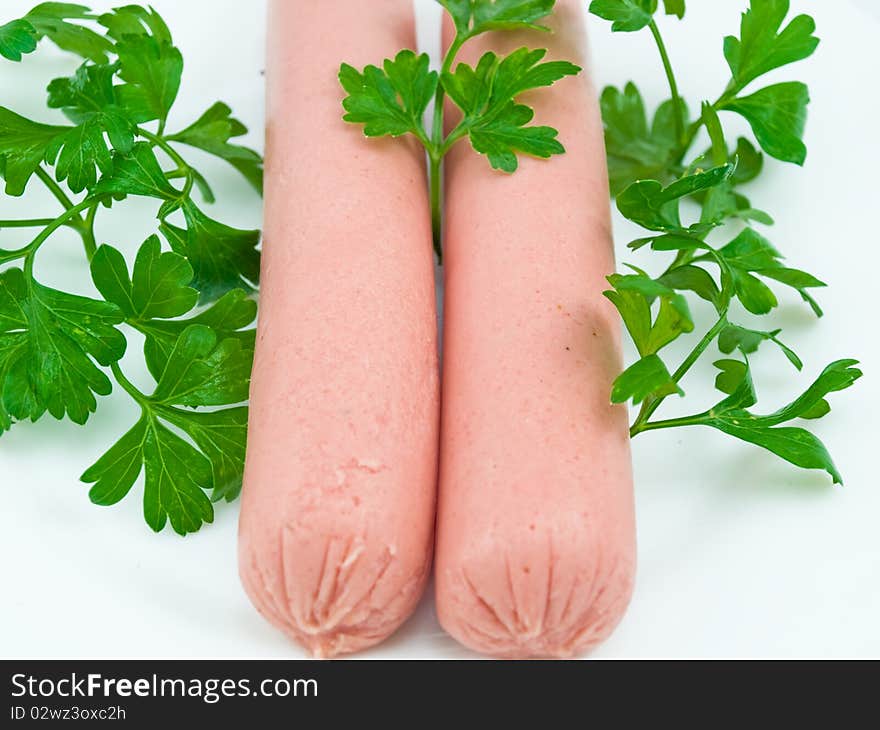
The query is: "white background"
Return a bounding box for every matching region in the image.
[1,0,877,659]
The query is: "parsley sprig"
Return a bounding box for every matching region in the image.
[0,4,262,534]
[591,0,861,483]
[339,0,581,260]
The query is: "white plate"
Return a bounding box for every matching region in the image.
[1,0,877,659]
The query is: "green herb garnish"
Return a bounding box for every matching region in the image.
[591,0,860,483]
[339,0,581,261]
[0,4,262,533]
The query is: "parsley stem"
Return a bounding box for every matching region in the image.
[630,314,728,436]
[648,20,684,146]
[35,165,90,235]
[110,362,150,406]
[427,33,467,261]
[630,412,708,436]
[139,128,187,168]
[673,86,738,165]
[81,204,99,262]
[670,314,728,383]
[22,199,94,278]
[432,35,466,149]
[0,218,59,228]
[0,246,31,264]
[430,153,443,262]
[35,166,78,212]
[138,128,194,198]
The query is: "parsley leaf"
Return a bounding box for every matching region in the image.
[441,0,556,35]
[340,50,437,139]
[1,4,262,532]
[45,63,136,192]
[90,236,197,320]
[718,323,802,370]
[0,267,125,425]
[166,103,264,195]
[97,4,172,42]
[724,0,819,91]
[0,19,38,61]
[81,322,252,533]
[139,289,256,381]
[702,360,862,484]
[657,264,721,308]
[713,227,825,315]
[444,47,579,171]
[159,200,260,302]
[467,102,563,172]
[82,411,215,535]
[663,0,684,19]
[0,332,43,432]
[149,323,250,407]
[713,358,748,395]
[24,3,114,63]
[604,270,694,362]
[0,107,68,196]
[486,47,580,102]
[95,141,182,214]
[612,353,681,405]
[616,163,735,233]
[721,82,809,165]
[90,237,255,381]
[97,4,185,124]
[470,0,556,33]
[589,0,657,32]
[114,30,183,125]
[600,83,687,194]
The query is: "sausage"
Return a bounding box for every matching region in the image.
[239,0,439,658]
[434,0,637,658]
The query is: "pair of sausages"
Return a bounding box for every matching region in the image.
[238,0,636,658]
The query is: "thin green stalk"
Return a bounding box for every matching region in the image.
[427,33,467,259]
[631,412,708,436]
[35,165,90,235]
[630,314,728,435]
[429,153,443,262]
[110,362,150,406]
[0,218,59,229]
[440,124,468,155]
[81,204,99,261]
[648,20,684,145]
[22,199,93,278]
[432,35,466,149]
[670,313,728,382]
[139,128,188,168]
[35,166,78,212]
[0,246,31,265]
[138,127,194,198]
[673,85,738,165]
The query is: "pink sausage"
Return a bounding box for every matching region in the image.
[435,0,636,658]
[239,0,439,657]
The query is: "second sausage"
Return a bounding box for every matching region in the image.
[435,0,637,658]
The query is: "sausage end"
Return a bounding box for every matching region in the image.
[436,522,635,658]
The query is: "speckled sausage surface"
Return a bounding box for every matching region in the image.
[239,0,439,658]
[435,0,637,658]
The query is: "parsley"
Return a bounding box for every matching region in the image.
[0,4,262,534]
[339,0,580,260]
[591,0,861,483]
